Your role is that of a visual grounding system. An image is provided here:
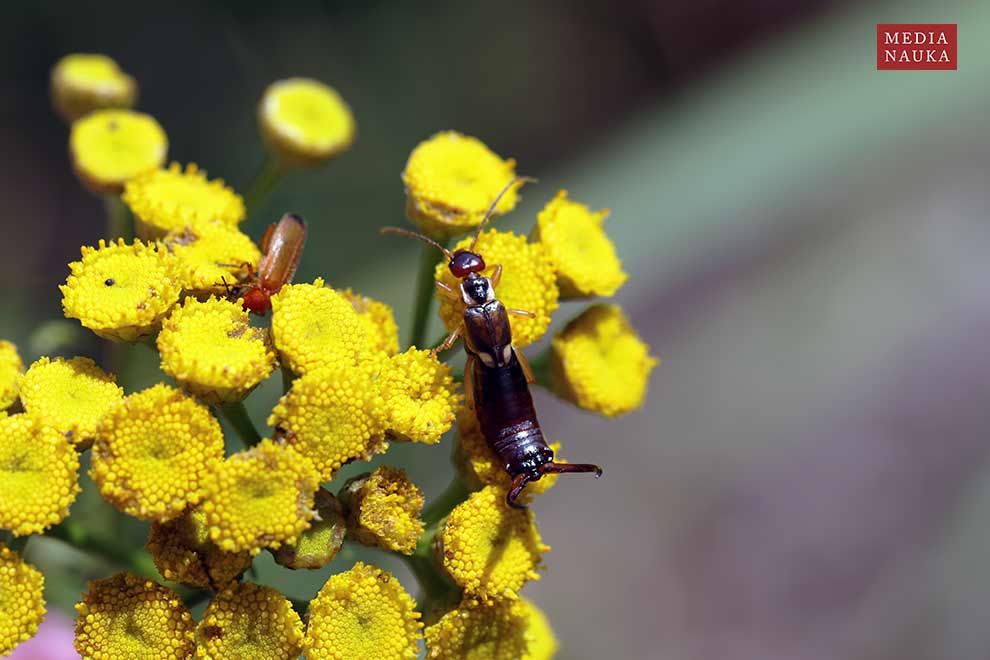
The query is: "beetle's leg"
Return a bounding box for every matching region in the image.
[431,325,462,356]
[506,473,531,509]
[219,276,233,297]
[514,348,537,385]
[463,354,477,410]
[434,280,460,302]
[491,263,503,288]
[508,308,534,318]
[539,462,603,478]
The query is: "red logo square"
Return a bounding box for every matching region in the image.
[877,24,957,70]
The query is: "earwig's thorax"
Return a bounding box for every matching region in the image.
[449,250,486,278]
[460,274,494,306]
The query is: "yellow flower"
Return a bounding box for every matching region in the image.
[50,53,136,122]
[19,356,123,447]
[157,297,275,404]
[402,131,521,239]
[0,542,45,657]
[73,572,195,660]
[304,562,422,660]
[91,384,225,522]
[60,238,182,342]
[436,229,558,347]
[533,190,627,298]
[341,466,424,555]
[269,363,386,481]
[123,162,246,239]
[550,304,656,417]
[69,109,168,194]
[377,348,459,444]
[146,507,252,590]
[270,279,372,376]
[259,78,356,167]
[272,488,346,570]
[200,439,320,555]
[341,289,400,357]
[437,485,548,601]
[0,341,23,411]
[0,414,79,536]
[424,598,529,660]
[164,222,261,296]
[196,582,303,660]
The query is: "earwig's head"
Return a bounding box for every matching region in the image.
[241,287,272,316]
[449,249,486,279]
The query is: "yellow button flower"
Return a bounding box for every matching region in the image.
[341,466,424,555]
[73,572,195,659]
[0,341,23,411]
[259,78,356,167]
[50,53,137,122]
[123,162,246,239]
[146,507,252,590]
[304,562,422,660]
[550,304,656,417]
[60,238,182,342]
[157,297,275,404]
[0,414,79,536]
[520,598,558,660]
[424,598,529,660]
[200,439,320,555]
[272,488,346,570]
[19,356,123,447]
[91,384,226,522]
[377,348,459,444]
[0,543,45,657]
[436,229,558,347]
[70,109,168,194]
[342,289,400,357]
[534,190,627,298]
[196,582,303,660]
[437,485,548,601]
[164,222,261,296]
[268,363,386,481]
[403,131,520,239]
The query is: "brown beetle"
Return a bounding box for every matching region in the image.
[230,213,307,315]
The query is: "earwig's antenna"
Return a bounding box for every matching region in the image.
[469,176,538,252]
[380,227,454,260]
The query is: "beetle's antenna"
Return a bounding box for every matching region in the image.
[469,176,537,252]
[380,227,454,260]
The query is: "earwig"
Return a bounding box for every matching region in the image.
[230,213,307,316]
[382,178,602,508]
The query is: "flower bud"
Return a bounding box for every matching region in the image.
[271,488,346,570]
[51,53,136,122]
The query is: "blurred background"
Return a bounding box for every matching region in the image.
[3,0,990,658]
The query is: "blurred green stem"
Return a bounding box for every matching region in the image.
[245,156,284,216]
[409,241,446,349]
[422,476,469,528]
[527,348,552,386]
[216,401,263,448]
[48,520,158,579]
[103,194,132,241]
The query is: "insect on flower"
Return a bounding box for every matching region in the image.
[383,179,602,508]
[226,212,307,315]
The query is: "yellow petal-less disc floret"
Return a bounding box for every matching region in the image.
[520,598,558,660]
[342,289,400,357]
[0,341,23,411]
[403,131,521,239]
[69,109,168,194]
[304,562,422,660]
[424,598,530,660]
[123,162,246,239]
[19,356,123,447]
[259,78,356,167]
[91,384,225,522]
[268,363,386,481]
[550,304,656,417]
[50,53,137,122]
[164,223,261,296]
[341,466,425,555]
[146,507,252,590]
[533,190,627,299]
[195,582,303,660]
[157,297,275,404]
[200,439,320,555]
[60,238,182,342]
[0,415,79,536]
[437,485,548,601]
[0,543,45,657]
[73,572,195,660]
[271,488,346,570]
[436,229,558,347]
[377,348,459,444]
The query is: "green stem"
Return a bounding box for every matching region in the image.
[103,194,133,241]
[216,401,263,448]
[527,348,552,386]
[422,476,469,528]
[408,242,444,350]
[244,156,284,216]
[47,522,159,579]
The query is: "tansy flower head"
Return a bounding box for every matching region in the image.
[270,279,372,376]
[259,77,356,167]
[157,297,275,404]
[91,384,225,522]
[342,289,400,356]
[146,507,252,590]
[0,341,23,411]
[50,53,136,122]
[551,304,656,417]
[0,414,79,536]
[73,572,195,660]
[272,488,346,570]
[0,543,45,657]
[304,562,422,660]
[123,162,246,239]
[520,598,558,660]
[69,109,168,194]
[436,229,558,347]
[60,238,182,342]
[377,348,459,444]
[269,363,386,481]
[340,466,424,555]
[403,131,521,239]
[437,485,548,600]
[19,356,123,447]
[534,190,627,298]
[196,582,303,660]
[164,223,261,296]
[424,598,529,660]
[200,439,320,555]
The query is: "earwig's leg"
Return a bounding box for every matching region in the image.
[260,223,276,254]
[463,354,477,411]
[539,462,603,478]
[491,263,503,288]
[514,348,537,385]
[430,325,462,356]
[506,473,532,509]
[434,280,460,302]
[508,308,535,318]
